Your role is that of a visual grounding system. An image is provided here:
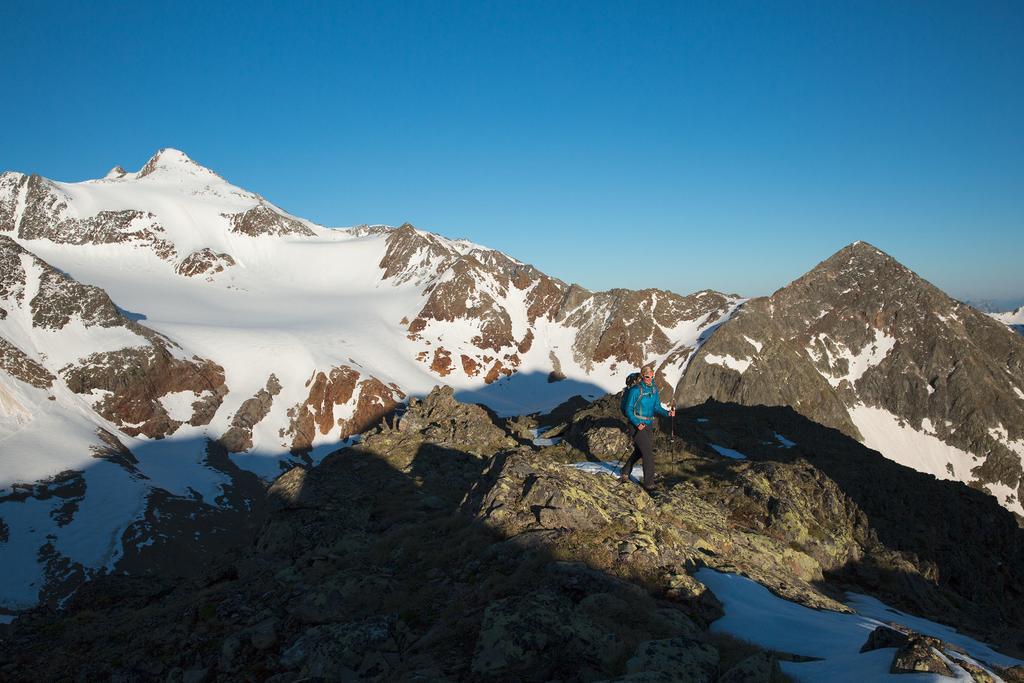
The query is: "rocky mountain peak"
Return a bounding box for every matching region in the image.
[804,241,907,284]
[135,148,222,180]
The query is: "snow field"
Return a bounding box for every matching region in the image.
[697,569,1021,682]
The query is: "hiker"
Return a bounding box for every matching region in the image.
[620,364,675,488]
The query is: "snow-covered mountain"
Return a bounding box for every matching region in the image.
[676,241,1024,518]
[992,306,1024,336]
[0,149,741,609]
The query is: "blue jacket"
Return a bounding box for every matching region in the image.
[624,382,670,427]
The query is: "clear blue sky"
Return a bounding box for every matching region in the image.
[2,1,1022,303]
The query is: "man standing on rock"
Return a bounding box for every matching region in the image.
[620,364,675,489]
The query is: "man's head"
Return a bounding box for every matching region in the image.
[641,363,655,384]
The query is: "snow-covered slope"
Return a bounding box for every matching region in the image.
[992,306,1024,336]
[0,149,741,609]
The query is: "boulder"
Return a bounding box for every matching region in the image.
[587,426,632,460]
[860,625,909,653]
[890,635,953,676]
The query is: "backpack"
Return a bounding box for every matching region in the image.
[620,372,643,420]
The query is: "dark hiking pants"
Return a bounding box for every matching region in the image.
[623,425,654,486]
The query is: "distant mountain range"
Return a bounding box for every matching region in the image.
[1,149,1022,612]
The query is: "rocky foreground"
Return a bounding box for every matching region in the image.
[2,388,1023,682]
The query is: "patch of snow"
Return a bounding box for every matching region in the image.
[984,482,1023,516]
[743,336,763,353]
[158,390,206,422]
[697,569,1022,682]
[774,433,796,448]
[710,444,747,460]
[704,354,751,374]
[1015,387,1024,401]
[571,461,642,481]
[0,614,15,624]
[848,404,978,486]
[921,418,936,435]
[991,307,1024,326]
[819,328,896,388]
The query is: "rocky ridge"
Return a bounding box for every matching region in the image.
[1,387,1021,681]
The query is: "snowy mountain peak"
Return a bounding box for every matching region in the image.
[135,148,222,181]
[104,165,127,180]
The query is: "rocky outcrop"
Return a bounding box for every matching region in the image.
[223,204,316,237]
[281,366,404,453]
[219,374,282,452]
[0,337,54,389]
[889,635,954,676]
[175,248,236,278]
[63,345,228,438]
[392,385,515,456]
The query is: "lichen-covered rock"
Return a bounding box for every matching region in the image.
[889,635,953,676]
[587,425,632,460]
[280,615,407,679]
[718,651,782,683]
[1000,665,1024,683]
[392,385,515,456]
[471,590,625,677]
[624,638,718,682]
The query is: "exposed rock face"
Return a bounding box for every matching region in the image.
[2,390,1022,681]
[175,248,236,278]
[219,374,282,452]
[563,288,736,377]
[62,345,228,438]
[0,337,54,389]
[224,204,317,237]
[677,242,1024,517]
[0,174,175,258]
[281,366,404,453]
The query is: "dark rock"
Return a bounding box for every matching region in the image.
[718,651,782,682]
[860,625,909,653]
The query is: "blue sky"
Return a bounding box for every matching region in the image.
[2,1,1022,303]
